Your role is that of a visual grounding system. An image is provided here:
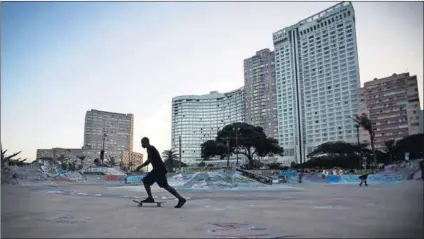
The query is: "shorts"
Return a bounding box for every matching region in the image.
[142,170,169,188]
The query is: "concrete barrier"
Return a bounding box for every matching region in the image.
[104,175,126,181]
[368,174,406,183]
[279,170,298,177]
[125,176,144,184]
[277,171,409,184]
[326,175,341,183]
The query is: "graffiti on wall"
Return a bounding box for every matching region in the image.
[104,175,126,181]
[125,176,144,183]
[84,167,107,173]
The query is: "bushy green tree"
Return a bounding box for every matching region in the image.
[201,123,284,169]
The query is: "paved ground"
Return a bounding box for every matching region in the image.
[1,181,423,238]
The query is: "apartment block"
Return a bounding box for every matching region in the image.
[122,151,144,171]
[244,49,278,138]
[171,88,245,165]
[358,73,422,148]
[273,2,360,163]
[83,109,134,160]
[36,147,103,165]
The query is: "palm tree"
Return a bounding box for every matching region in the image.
[77,155,86,162]
[128,160,134,171]
[1,149,22,167]
[57,154,66,163]
[352,114,377,167]
[76,155,86,170]
[383,140,396,164]
[8,157,28,166]
[162,149,179,172]
[93,158,101,167]
[106,156,117,167]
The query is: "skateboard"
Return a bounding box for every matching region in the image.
[132,199,165,207]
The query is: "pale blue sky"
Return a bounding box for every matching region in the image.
[1,2,423,161]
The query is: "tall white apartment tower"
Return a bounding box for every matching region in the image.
[273,2,360,163]
[171,88,245,165]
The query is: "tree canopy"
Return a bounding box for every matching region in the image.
[1,149,23,167]
[307,141,362,158]
[105,156,118,167]
[201,140,229,160]
[394,133,424,160]
[298,141,392,169]
[200,122,284,169]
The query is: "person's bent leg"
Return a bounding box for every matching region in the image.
[163,185,186,208]
[144,182,153,198]
[158,174,186,208]
[141,174,155,202]
[163,184,184,200]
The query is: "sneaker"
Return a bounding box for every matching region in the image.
[141,197,155,203]
[175,198,186,208]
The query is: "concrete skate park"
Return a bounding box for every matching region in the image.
[1,165,423,238]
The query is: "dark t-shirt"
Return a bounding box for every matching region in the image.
[147,145,167,174]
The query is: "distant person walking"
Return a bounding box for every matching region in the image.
[359,173,369,187]
[298,170,304,184]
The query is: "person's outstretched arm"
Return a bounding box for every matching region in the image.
[135,159,151,171]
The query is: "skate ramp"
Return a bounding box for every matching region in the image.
[168,171,266,189]
[411,169,422,180]
[83,167,127,176]
[104,167,127,176]
[236,168,273,185]
[1,164,88,185]
[2,166,55,184]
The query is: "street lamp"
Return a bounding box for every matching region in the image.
[355,124,360,146]
[232,127,240,168]
[101,130,107,165]
[226,139,230,169]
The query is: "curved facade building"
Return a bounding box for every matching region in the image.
[171,87,245,165]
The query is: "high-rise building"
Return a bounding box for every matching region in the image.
[83,109,134,160]
[171,88,245,165]
[244,49,278,138]
[122,151,144,171]
[358,73,422,149]
[422,109,424,133]
[273,2,360,163]
[36,147,101,165]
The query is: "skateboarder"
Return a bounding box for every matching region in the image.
[135,137,186,208]
[298,170,304,183]
[359,173,369,186]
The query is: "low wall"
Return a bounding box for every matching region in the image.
[276,170,413,184]
[84,167,108,174]
[56,171,86,182]
[125,175,144,184]
[104,175,126,181]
